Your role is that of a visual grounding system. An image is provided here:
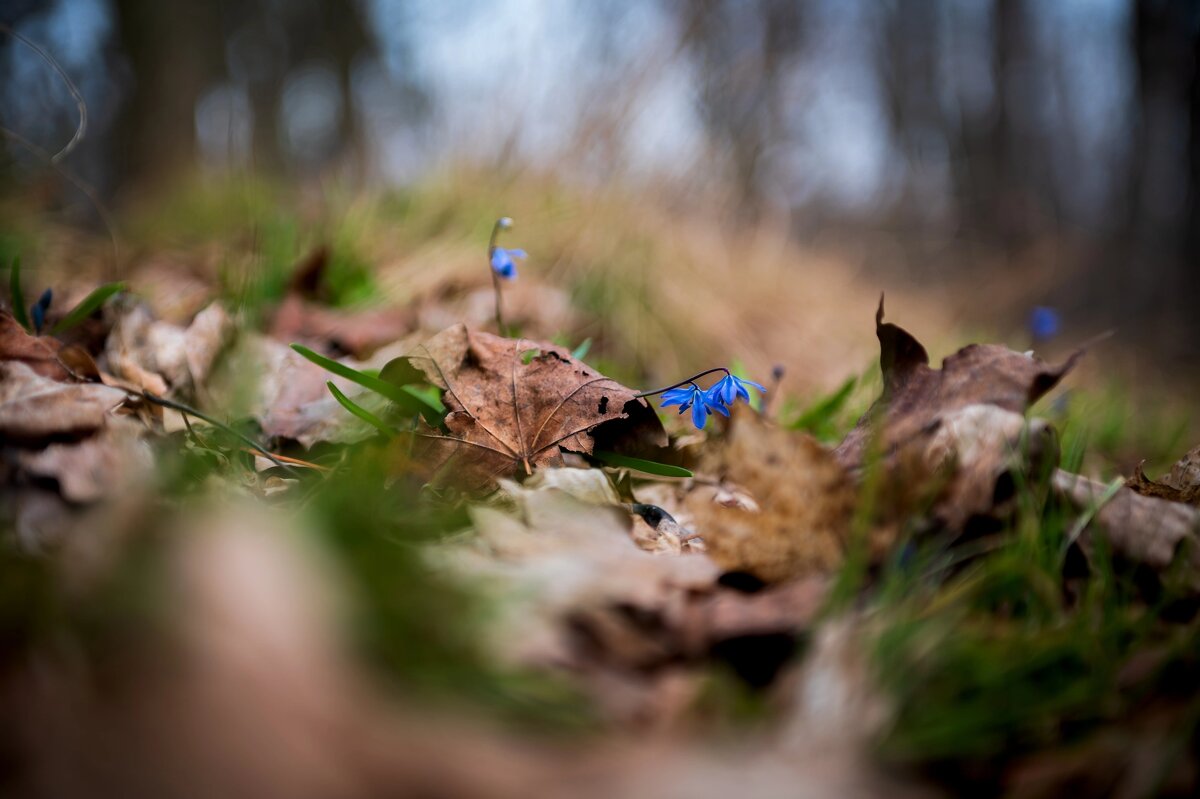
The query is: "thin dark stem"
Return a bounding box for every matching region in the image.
[140,390,304,480]
[491,268,504,335]
[634,367,730,398]
[488,218,507,335]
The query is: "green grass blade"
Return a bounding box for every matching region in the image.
[9,257,30,331]
[591,450,692,478]
[570,337,592,360]
[326,382,395,435]
[51,282,125,334]
[790,376,856,433]
[292,344,443,422]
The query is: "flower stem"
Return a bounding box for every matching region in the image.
[489,218,507,335]
[634,367,730,398]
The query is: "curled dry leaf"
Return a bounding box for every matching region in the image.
[687,405,856,583]
[106,301,233,398]
[834,296,1080,472]
[402,325,665,492]
[434,485,719,670]
[1053,469,1200,589]
[0,361,127,441]
[1126,444,1200,506]
[0,310,70,380]
[919,404,1059,532]
[17,418,153,504]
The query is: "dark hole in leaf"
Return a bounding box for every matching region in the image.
[718,571,768,593]
[598,396,609,414]
[709,633,797,689]
[614,602,665,634]
[992,472,1017,505]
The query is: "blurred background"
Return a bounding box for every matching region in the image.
[2,0,1199,365]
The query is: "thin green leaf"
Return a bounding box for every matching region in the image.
[790,376,856,434]
[291,344,443,423]
[326,382,395,435]
[570,337,592,361]
[9,257,30,331]
[591,450,693,478]
[52,282,125,333]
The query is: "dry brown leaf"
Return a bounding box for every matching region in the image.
[1053,469,1200,588]
[834,296,1080,471]
[0,361,127,441]
[920,404,1059,532]
[676,575,830,652]
[402,325,665,492]
[433,487,718,671]
[0,310,70,380]
[271,295,412,359]
[1126,444,1200,506]
[105,301,233,398]
[266,245,412,358]
[687,405,856,583]
[17,418,154,504]
[248,334,419,447]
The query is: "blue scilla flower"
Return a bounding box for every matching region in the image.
[661,383,723,429]
[642,367,767,430]
[710,373,767,406]
[30,288,52,335]
[490,246,526,280]
[1028,306,1060,342]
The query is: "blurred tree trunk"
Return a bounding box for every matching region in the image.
[676,0,805,217]
[109,0,224,189]
[1089,0,1199,348]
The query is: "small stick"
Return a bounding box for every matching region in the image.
[140,390,304,480]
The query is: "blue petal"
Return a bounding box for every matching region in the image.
[738,377,767,393]
[660,386,693,408]
[704,385,730,416]
[711,374,733,405]
[691,400,708,429]
[491,249,518,279]
[507,248,528,259]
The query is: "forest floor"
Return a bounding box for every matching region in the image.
[2,171,1199,798]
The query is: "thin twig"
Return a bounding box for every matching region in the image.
[140,390,304,480]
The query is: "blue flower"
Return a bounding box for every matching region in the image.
[30,288,52,335]
[490,246,526,280]
[1028,306,1060,342]
[710,373,766,406]
[660,383,722,429]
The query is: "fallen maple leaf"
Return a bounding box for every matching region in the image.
[400,325,666,492]
[834,296,1080,471]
